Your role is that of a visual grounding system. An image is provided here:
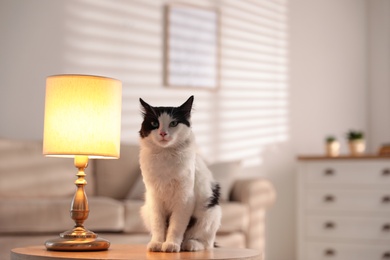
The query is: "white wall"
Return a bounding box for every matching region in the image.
[0,1,388,260]
[0,0,67,139]
[290,0,368,155]
[367,0,390,152]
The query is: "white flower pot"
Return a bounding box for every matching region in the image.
[349,139,365,156]
[326,141,340,157]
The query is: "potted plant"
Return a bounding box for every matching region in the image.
[346,130,365,156]
[325,135,340,157]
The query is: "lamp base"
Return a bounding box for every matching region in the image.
[45,227,110,251]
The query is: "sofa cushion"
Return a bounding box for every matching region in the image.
[208,160,241,201]
[0,197,124,233]
[123,200,148,233]
[0,139,95,198]
[219,202,249,233]
[126,175,145,200]
[87,197,125,232]
[94,144,141,199]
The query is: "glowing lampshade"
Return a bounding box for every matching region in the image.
[43,74,122,158]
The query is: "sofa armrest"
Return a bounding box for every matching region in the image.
[230,178,276,251]
[231,178,276,207]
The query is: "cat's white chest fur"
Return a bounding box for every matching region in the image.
[140,144,196,201]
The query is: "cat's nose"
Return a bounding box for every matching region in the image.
[160,131,167,137]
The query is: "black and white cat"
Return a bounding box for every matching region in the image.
[139,96,221,252]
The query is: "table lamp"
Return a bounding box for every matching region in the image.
[42,74,122,251]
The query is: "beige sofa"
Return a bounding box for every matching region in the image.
[0,139,276,259]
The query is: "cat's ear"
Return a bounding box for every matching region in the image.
[179,96,194,117]
[139,98,154,115]
[140,98,149,109]
[139,98,151,110]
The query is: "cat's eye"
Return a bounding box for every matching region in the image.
[169,121,178,127]
[151,121,159,128]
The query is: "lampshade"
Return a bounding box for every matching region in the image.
[43,74,122,158]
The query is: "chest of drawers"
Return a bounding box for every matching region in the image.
[297,156,390,260]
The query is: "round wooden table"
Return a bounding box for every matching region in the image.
[11,244,262,260]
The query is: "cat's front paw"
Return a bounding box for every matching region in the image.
[181,239,205,251]
[162,241,181,252]
[147,241,163,252]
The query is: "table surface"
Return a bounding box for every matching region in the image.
[11,244,262,260]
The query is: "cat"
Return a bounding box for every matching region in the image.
[138,95,222,252]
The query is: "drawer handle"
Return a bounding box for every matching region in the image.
[324,222,336,229]
[324,168,335,176]
[324,248,336,257]
[324,195,336,203]
[382,196,390,204]
[383,169,390,176]
[382,224,390,232]
[383,252,390,259]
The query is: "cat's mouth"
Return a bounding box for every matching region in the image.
[157,139,171,147]
[159,137,171,144]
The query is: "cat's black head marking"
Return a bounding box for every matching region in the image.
[139,96,194,138]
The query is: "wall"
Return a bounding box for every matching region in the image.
[290,0,367,155]
[1,1,388,260]
[367,0,390,152]
[0,0,66,139]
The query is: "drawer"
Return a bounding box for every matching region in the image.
[306,242,390,260]
[306,215,390,240]
[305,189,390,212]
[304,161,390,185]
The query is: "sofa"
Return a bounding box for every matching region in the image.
[0,138,276,259]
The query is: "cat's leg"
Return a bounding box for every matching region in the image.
[182,205,221,251]
[162,200,195,252]
[182,238,205,251]
[144,200,167,252]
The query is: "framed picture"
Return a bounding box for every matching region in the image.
[164,4,219,90]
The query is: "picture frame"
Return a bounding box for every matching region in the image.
[164,4,219,90]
